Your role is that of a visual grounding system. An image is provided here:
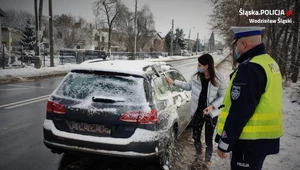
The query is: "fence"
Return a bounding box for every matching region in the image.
[0,45,9,69]
[57,49,169,65]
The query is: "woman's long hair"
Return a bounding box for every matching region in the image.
[195,53,219,87]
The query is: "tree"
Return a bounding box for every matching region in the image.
[19,19,36,50]
[193,39,201,52]
[114,5,156,56]
[209,0,300,82]
[136,5,156,51]
[53,14,91,48]
[2,9,34,31]
[164,28,186,54]
[174,28,186,50]
[93,0,124,53]
[164,31,173,53]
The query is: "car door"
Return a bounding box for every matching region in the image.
[165,71,192,134]
[152,75,177,130]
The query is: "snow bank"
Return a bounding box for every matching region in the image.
[0,64,74,79]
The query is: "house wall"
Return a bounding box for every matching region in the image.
[1,29,11,51]
[0,18,2,47]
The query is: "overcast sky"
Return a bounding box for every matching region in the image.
[0,0,219,41]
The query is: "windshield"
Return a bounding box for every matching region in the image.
[55,72,147,103]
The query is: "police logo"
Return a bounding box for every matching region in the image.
[231,85,241,100]
[87,111,96,117]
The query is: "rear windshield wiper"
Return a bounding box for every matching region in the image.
[92,96,125,103]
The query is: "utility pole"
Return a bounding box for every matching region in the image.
[49,0,54,67]
[196,32,199,55]
[133,0,137,59]
[170,19,174,56]
[39,0,44,43]
[34,0,40,56]
[188,29,191,51]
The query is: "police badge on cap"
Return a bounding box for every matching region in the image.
[230,26,265,44]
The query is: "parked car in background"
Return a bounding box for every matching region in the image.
[43,59,192,168]
[84,50,107,61]
[59,49,78,64]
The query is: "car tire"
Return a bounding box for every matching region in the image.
[159,128,177,170]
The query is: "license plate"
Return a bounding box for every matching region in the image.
[67,121,111,134]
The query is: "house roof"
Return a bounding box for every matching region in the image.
[0,8,5,17]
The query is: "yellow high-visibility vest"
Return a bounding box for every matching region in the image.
[217,54,283,140]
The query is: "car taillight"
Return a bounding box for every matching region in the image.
[119,110,159,124]
[47,100,66,114]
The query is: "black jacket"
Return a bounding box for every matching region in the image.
[215,43,280,156]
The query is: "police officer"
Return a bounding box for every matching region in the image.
[215,26,283,170]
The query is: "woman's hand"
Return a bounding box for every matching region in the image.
[165,76,174,85]
[203,105,214,114]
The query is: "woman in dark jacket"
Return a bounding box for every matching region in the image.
[166,54,227,167]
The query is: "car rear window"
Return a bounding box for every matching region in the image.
[55,72,147,103]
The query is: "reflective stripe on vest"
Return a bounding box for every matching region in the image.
[216,54,283,140]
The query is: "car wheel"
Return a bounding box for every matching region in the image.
[159,128,177,170]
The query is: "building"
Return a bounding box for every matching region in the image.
[185,39,196,52]
[143,33,164,52]
[0,8,6,47]
[1,27,23,52]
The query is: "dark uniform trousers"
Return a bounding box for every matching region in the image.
[231,151,266,170]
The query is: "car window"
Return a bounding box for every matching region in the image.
[153,76,171,100]
[55,72,147,103]
[174,71,186,82]
[165,71,186,92]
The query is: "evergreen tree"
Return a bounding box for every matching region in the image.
[193,39,202,52]
[164,31,173,53]
[19,19,36,50]
[174,28,186,50]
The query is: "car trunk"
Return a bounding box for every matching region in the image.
[50,96,149,138]
[48,71,150,138]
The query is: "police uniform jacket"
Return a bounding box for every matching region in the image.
[215,43,280,156]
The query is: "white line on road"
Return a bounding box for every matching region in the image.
[0,94,50,108]
[0,88,32,91]
[4,84,44,88]
[4,97,49,109]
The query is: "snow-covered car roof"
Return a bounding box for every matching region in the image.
[72,60,169,76]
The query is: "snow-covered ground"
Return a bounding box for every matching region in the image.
[209,60,300,170]
[0,51,229,84]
